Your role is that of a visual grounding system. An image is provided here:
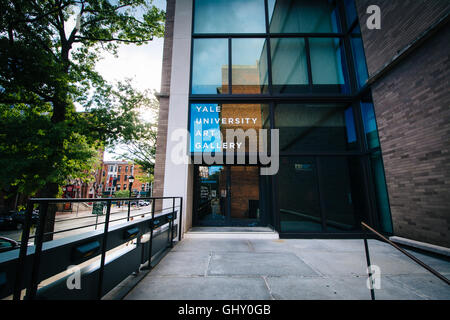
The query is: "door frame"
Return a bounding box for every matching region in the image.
[193,164,264,227]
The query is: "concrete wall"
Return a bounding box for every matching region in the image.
[161,0,193,235]
[356,0,450,247]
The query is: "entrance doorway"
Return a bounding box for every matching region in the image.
[193,165,268,227]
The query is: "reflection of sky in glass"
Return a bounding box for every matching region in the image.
[208,166,222,176]
[190,104,222,152]
[194,0,266,33]
[361,102,377,133]
[192,39,228,94]
[232,38,265,65]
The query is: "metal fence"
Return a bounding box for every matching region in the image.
[0,196,182,300]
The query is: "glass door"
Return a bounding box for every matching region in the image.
[194,166,228,226]
[194,165,263,227]
[229,166,261,226]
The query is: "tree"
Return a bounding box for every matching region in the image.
[0,1,165,200]
[114,93,158,178]
[0,0,165,236]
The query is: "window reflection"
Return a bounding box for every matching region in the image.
[269,0,340,33]
[270,38,309,94]
[232,38,269,94]
[192,39,228,94]
[194,0,266,34]
[361,101,380,149]
[309,38,348,92]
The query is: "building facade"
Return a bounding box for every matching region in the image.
[154,0,450,247]
[100,161,151,196]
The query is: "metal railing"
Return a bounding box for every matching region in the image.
[362,221,450,300]
[0,196,183,300]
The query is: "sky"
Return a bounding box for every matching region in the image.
[84,0,166,161]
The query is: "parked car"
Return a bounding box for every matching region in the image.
[138,200,150,206]
[0,210,39,230]
[0,237,20,253]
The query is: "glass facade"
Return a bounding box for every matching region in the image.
[190,0,392,236]
[274,103,358,152]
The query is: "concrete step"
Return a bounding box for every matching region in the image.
[184,227,279,239]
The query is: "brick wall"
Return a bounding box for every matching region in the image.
[153,0,175,210]
[355,0,450,76]
[357,0,450,247]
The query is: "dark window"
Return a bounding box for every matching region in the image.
[274,103,358,153]
[370,151,393,234]
[360,101,380,149]
[278,157,322,232]
[118,166,121,173]
[350,25,369,88]
[194,0,266,34]
[344,0,358,27]
[278,156,367,233]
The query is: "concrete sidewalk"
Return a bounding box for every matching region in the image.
[124,238,450,300]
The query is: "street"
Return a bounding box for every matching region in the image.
[0,204,154,243]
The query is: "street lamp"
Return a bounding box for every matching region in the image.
[127,175,134,221]
[128,175,134,197]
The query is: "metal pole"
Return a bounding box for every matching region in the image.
[147,199,156,269]
[363,227,376,300]
[97,200,112,299]
[127,182,132,221]
[13,200,34,300]
[362,222,450,285]
[26,201,49,300]
[178,197,183,241]
[170,197,175,248]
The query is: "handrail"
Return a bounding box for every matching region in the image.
[361,222,450,286]
[4,196,183,300]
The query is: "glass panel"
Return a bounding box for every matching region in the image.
[230,166,260,223]
[269,0,340,33]
[344,0,358,28]
[351,25,369,88]
[370,151,393,234]
[192,39,228,94]
[195,166,227,225]
[309,38,349,93]
[275,103,358,152]
[194,0,266,34]
[270,38,309,94]
[190,103,270,153]
[319,157,366,232]
[278,157,322,232]
[361,101,380,149]
[232,38,268,94]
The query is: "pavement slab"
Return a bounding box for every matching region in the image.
[123,238,450,300]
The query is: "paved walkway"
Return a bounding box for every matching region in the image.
[124,238,450,300]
